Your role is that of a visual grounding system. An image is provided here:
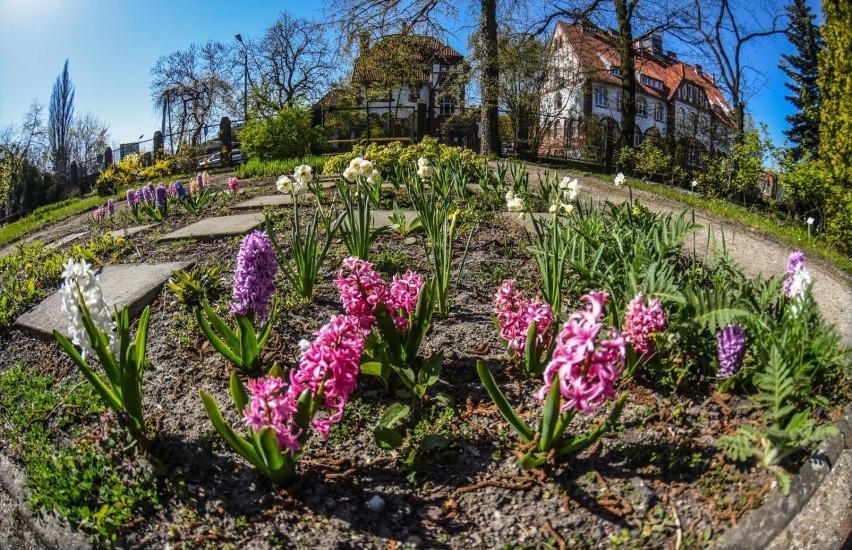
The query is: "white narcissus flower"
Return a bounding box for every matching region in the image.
[417,164,432,179]
[562,203,575,215]
[358,159,374,177]
[614,173,625,187]
[276,175,293,194]
[58,259,118,360]
[506,196,525,212]
[564,178,580,201]
[343,166,358,182]
[349,157,364,172]
[505,190,515,202]
[417,157,429,168]
[293,164,313,184]
[367,169,382,185]
[549,203,558,214]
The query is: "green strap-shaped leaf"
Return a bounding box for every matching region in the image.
[53,330,123,413]
[374,302,402,359]
[258,427,285,471]
[417,351,443,388]
[256,299,278,349]
[201,299,239,350]
[194,307,241,365]
[230,372,249,414]
[523,321,542,378]
[557,394,627,456]
[291,389,315,446]
[236,314,259,371]
[538,376,562,452]
[134,307,151,374]
[379,402,411,429]
[200,391,263,470]
[476,360,534,442]
[404,279,435,361]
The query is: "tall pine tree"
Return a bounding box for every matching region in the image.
[779,0,823,161]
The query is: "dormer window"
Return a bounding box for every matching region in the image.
[610,67,622,78]
[639,74,663,90]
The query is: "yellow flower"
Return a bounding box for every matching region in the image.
[24,262,32,271]
[448,210,460,221]
[115,237,126,245]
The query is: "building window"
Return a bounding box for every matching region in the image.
[634,127,643,147]
[610,67,622,78]
[637,97,647,117]
[615,91,623,107]
[654,102,664,122]
[554,92,563,112]
[593,85,608,107]
[555,120,562,138]
[408,86,418,102]
[639,74,663,90]
[439,97,456,116]
[686,145,701,167]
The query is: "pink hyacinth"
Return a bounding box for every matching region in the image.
[494,280,555,357]
[289,315,364,439]
[538,291,625,413]
[336,257,387,332]
[386,271,425,331]
[242,376,301,454]
[92,205,106,221]
[228,176,240,194]
[622,293,666,361]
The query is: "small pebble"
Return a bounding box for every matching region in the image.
[367,495,386,513]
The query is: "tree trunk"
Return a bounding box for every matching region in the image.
[480,0,501,155]
[615,0,636,151]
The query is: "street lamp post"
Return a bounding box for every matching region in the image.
[235,33,247,121]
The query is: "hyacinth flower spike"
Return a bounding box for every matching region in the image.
[195,231,279,373]
[477,291,628,469]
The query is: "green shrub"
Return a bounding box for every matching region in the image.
[240,107,326,162]
[323,136,482,177]
[235,155,326,179]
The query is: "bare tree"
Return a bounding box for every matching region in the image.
[0,101,50,215]
[687,0,786,142]
[151,41,236,148]
[246,13,336,117]
[324,0,503,155]
[68,112,110,175]
[48,60,75,174]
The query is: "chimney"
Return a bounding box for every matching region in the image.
[359,32,370,54]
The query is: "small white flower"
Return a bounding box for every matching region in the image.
[806,217,815,225]
[562,203,575,215]
[505,190,515,202]
[417,157,429,168]
[564,178,580,201]
[691,180,698,188]
[367,169,382,185]
[298,338,311,352]
[614,173,625,187]
[417,164,432,180]
[343,166,358,182]
[276,175,293,194]
[519,212,527,220]
[293,165,313,185]
[549,203,558,214]
[506,196,525,212]
[349,157,364,172]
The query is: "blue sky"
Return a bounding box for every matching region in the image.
[0,0,821,150]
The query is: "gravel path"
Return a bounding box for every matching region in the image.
[524,164,852,347]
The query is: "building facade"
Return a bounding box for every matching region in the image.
[539,22,734,166]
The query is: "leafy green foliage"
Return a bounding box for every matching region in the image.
[324,136,483,178]
[166,263,224,309]
[195,298,278,373]
[240,107,325,162]
[234,155,327,179]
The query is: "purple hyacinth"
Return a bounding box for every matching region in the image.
[106,198,116,216]
[140,187,151,203]
[196,173,204,191]
[125,189,137,210]
[155,183,167,210]
[231,231,278,322]
[717,324,746,379]
[174,181,188,201]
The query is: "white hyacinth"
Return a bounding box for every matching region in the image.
[614,173,625,187]
[293,164,313,185]
[58,259,118,360]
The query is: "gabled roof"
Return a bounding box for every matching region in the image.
[353,35,464,84]
[554,22,732,118]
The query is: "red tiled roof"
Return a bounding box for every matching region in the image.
[555,22,732,117]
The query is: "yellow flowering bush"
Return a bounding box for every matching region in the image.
[323,137,483,177]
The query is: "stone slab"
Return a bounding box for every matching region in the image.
[231,195,293,210]
[45,231,89,250]
[111,224,157,239]
[158,213,264,242]
[370,210,417,227]
[15,261,191,340]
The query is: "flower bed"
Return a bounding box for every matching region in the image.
[0,159,848,548]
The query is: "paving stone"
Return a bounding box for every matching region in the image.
[15,261,191,340]
[45,231,89,249]
[110,224,158,238]
[370,210,417,227]
[158,213,264,242]
[231,194,294,210]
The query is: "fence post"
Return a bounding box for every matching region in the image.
[69,161,79,195]
[104,146,113,167]
[417,101,427,142]
[218,117,232,164]
[153,131,164,160]
[142,151,152,167]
